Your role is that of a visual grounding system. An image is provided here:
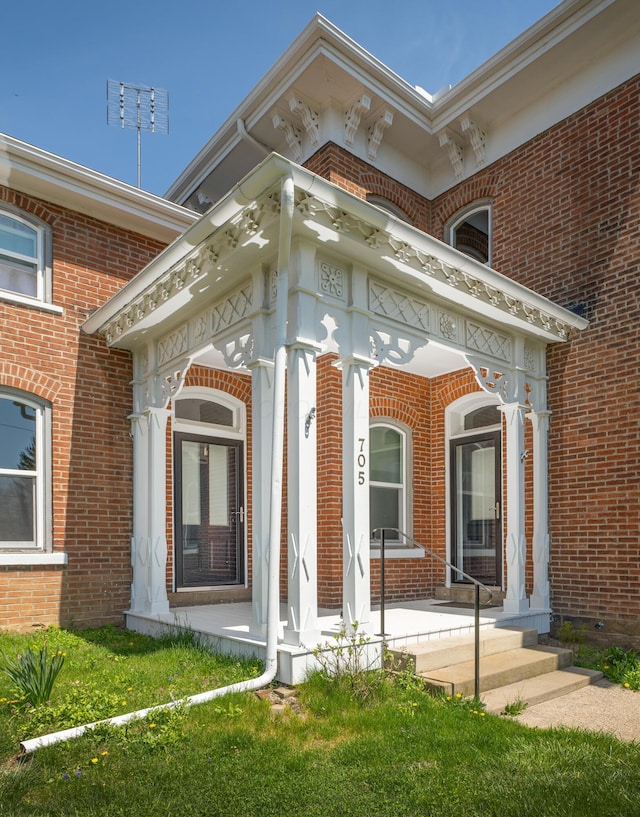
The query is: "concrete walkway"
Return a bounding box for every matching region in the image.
[514,678,640,743]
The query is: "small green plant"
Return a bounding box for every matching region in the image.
[310,622,385,702]
[557,620,586,654]
[0,644,65,706]
[602,646,640,690]
[501,698,528,716]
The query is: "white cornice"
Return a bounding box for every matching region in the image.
[87,154,587,346]
[166,0,639,206]
[0,133,197,243]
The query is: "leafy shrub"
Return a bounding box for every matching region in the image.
[602,646,640,690]
[0,644,65,706]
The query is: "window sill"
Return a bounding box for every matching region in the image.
[370,547,424,559]
[0,291,64,315]
[0,552,68,566]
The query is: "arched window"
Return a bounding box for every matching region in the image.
[370,423,407,542]
[446,204,491,265]
[0,207,52,304]
[0,390,51,548]
[367,195,413,225]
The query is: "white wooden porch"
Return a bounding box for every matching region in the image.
[126,599,550,685]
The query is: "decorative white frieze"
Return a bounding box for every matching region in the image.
[272,112,302,162]
[212,282,253,334]
[439,129,464,179]
[466,322,511,361]
[438,312,458,342]
[288,95,320,146]
[318,261,345,300]
[102,196,278,346]
[291,188,572,341]
[154,281,253,371]
[345,94,371,146]
[158,326,188,367]
[367,110,393,160]
[369,280,430,332]
[524,343,537,372]
[460,115,486,166]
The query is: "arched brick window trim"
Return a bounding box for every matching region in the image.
[184,365,251,405]
[0,364,61,403]
[433,369,483,409]
[0,187,60,230]
[370,397,420,429]
[362,175,420,226]
[433,173,499,235]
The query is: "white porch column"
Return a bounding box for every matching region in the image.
[528,409,551,610]
[501,402,529,614]
[248,358,274,636]
[341,354,376,632]
[130,406,170,615]
[283,341,321,645]
[146,407,171,614]
[130,412,149,613]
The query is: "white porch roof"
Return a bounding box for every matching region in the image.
[84,152,586,383]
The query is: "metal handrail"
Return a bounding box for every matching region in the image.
[371,527,494,700]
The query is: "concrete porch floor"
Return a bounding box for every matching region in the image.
[126,598,551,685]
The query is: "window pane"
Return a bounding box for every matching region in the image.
[0,256,38,297]
[370,426,402,483]
[0,474,35,542]
[453,209,489,263]
[370,486,400,534]
[0,215,37,258]
[175,399,233,427]
[464,405,501,430]
[0,398,37,470]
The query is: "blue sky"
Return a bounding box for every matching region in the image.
[2,1,559,197]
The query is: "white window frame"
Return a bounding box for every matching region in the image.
[369,421,409,545]
[173,387,245,440]
[0,206,57,311]
[0,389,52,551]
[446,202,492,266]
[445,393,502,585]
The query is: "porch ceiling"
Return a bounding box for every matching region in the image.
[83,153,587,364]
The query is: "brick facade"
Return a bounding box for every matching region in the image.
[303,74,640,638]
[0,188,166,631]
[4,66,638,644]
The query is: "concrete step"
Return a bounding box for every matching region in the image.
[388,627,539,675]
[481,667,605,714]
[434,585,505,604]
[419,644,574,697]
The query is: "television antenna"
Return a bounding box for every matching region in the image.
[107,80,169,188]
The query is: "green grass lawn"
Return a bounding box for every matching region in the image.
[1,625,639,817]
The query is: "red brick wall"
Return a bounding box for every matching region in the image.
[432,74,640,632]
[0,188,166,631]
[305,143,431,232]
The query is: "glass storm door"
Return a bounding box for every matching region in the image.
[450,431,501,586]
[174,433,244,589]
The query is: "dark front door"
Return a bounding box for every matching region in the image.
[450,431,501,586]
[174,433,244,589]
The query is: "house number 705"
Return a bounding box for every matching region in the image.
[357,437,366,485]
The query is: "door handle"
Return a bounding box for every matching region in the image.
[234,506,244,524]
[493,502,500,520]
